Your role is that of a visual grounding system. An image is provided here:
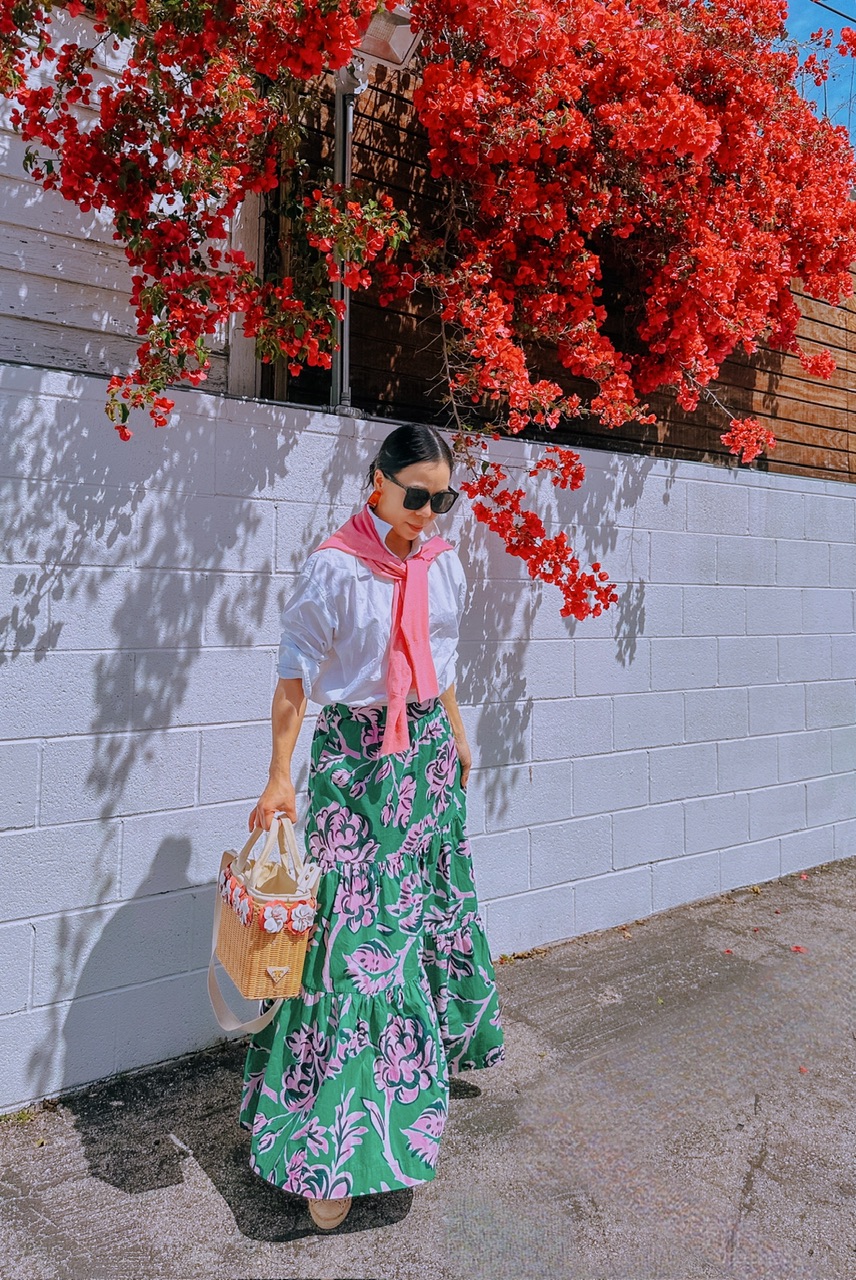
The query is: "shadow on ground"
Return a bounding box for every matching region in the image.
[65,1042,378,1242]
[61,1043,481,1244]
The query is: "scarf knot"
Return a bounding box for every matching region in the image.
[314,506,453,755]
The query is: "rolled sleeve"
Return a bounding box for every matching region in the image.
[454,554,468,619]
[276,556,338,696]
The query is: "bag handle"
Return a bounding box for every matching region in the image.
[235,816,317,895]
[234,817,290,876]
[207,849,284,1035]
[288,818,322,894]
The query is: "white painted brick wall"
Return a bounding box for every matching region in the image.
[652,850,720,913]
[1,362,854,1111]
[0,742,38,830]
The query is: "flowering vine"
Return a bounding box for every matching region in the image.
[410,0,856,452]
[457,436,617,620]
[0,0,407,437]
[2,0,856,618]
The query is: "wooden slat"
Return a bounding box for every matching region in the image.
[654,391,851,443]
[792,295,851,332]
[0,172,116,245]
[0,264,138,335]
[0,314,141,373]
[763,440,850,472]
[710,364,849,413]
[0,223,131,293]
[0,315,227,392]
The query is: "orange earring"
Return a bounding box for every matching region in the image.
[368,489,381,509]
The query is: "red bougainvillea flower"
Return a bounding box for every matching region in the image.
[456,434,619,619]
[720,418,778,465]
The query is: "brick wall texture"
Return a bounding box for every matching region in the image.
[1,363,854,1111]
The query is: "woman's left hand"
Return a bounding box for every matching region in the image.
[454,733,472,790]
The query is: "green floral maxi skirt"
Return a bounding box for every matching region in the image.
[240,697,505,1200]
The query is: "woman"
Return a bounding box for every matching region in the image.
[243,423,505,1231]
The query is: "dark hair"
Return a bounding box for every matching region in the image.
[365,424,454,490]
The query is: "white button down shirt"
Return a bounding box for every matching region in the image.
[277,506,467,707]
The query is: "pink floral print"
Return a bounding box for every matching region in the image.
[402,1099,446,1167]
[280,1025,332,1115]
[388,869,425,935]
[425,739,458,800]
[381,772,417,828]
[308,801,380,867]
[333,868,379,931]
[373,1013,438,1105]
[343,940,402,996]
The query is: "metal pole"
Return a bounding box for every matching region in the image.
[331,63,367,413]
[339,89,356,411]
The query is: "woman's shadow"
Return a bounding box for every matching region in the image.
[60,835,478,1240]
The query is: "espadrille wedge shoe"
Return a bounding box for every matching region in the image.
[307,1196,353,1230]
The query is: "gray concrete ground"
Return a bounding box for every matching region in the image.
[2,858,855,1280]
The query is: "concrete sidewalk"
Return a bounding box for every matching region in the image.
[2,858,854,1280]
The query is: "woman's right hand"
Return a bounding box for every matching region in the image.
[249,771,297,831]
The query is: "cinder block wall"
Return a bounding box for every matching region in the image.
[1,363,854,1111]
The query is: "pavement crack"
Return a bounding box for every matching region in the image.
[725,1123,770,1269]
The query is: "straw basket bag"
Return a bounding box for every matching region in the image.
[207,816,322,1034]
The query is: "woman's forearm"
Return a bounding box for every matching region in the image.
[439,683,465,738]
[440,682,471,789]
[250,677,307,829]
[269,677,307,779]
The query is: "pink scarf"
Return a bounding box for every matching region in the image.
[314,505,453,756]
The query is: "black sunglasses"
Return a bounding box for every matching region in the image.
[382,471,459,514]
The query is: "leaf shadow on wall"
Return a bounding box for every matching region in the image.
[453,449,673,833]
[455,555,538,834]
[0,376,357,1109]
[563,450,677,667]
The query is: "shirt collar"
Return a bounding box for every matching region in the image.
[366,503,425,560]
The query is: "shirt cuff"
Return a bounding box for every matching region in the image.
[277,639,319,699]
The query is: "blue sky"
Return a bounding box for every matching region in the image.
[786,0,856,130]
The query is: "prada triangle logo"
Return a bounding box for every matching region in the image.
[266,966,291,984]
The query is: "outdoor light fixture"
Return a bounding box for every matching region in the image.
[356,4,423,71]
